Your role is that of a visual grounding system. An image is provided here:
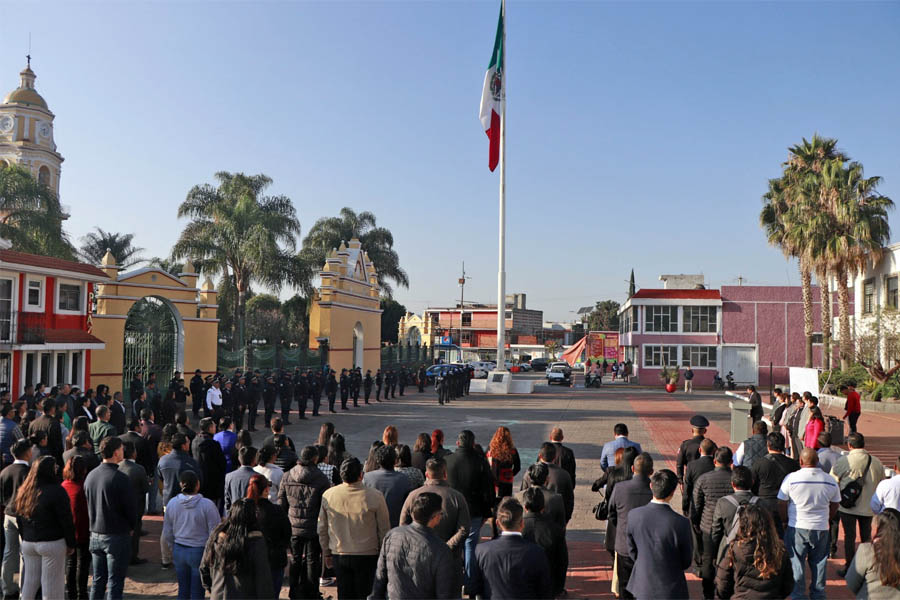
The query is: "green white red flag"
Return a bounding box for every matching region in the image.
[479,5,504,172]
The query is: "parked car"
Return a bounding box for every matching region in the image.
[517,362,532,372]
[530,358,549,371]
[546,362,572,386]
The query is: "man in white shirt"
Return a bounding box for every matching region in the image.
[871,456,900,514]
[254,445,284,502]
[778,448,840,600]
[205,379,223,420]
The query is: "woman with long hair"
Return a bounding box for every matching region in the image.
[325,433,350,485]
[66,416,90,451]
[486,426,521,499]
[200,499,274,599]
[382,425,399,448]
[395,444,425,488]
[163,470,220,599]
[804,406,826,450]
[715,504,793,598]
[845,507,900,597]
[363,441,385,473]
[411,433,432,474]
[316,422,335,447]
[431,429,451,459]
[61,455,90,600]
[15,455,76,600]
[245,474,291,594]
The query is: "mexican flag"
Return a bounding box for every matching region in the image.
[479,5,504,172]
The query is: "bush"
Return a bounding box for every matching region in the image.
[819,364,870,393]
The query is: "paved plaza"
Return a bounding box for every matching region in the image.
[121,377,898,598]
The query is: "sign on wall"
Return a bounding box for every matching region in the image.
[587,331,619,363]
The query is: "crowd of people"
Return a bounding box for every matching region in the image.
[0,371,898,600]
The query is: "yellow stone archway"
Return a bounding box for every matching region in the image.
[89,250,219,399]
[308,239,381,373]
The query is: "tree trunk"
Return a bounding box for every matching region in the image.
[801,262,813,368]
[818,267,832,370]
[837,264,853,371]
[238,286,249,371]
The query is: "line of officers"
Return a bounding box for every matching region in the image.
[432,364,472,405]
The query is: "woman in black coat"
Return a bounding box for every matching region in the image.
[715,504,793,599]
[201,499,274,599]
[592,446,639,558]
[246,475,291,596]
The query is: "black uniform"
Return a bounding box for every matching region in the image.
[363,372,373,404]
[263,377,278,428]
[311,371,322,416]
[350,369,361,407]
[246,375,262,430]
[293,371,307,420]
[189,374,204,418]
[398,368,407,396]
[375,370,383,401]
[232,379,247,430]
[325,373,338,413]
[676,435,705,483]
[417,366,426,393]
[339,371,350,410]
[279,374,293,424]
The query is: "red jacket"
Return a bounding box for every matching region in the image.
[844,391,861,417]
[804,418,825,450]
[61,479,89,544]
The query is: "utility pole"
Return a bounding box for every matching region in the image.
[459,262,470,362]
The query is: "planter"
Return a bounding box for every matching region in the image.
[665,383,676,393]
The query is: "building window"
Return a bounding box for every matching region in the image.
[0,353,10,395]
[462,312,471,326]
[461,331,472,345]
[0,278,12,342]
[58,283,82,312]
[38,166,50,187]
[26,279,42,308]
[430,313,440,326]
[70,352,81,386]
[863,279,875,314]
[682,345,717,368]
[631,307,638,331]
[645,306,678,332]
[683,306,717,333]
[644,345,678,367]
[55,352,67,385]
[886,276,898,310]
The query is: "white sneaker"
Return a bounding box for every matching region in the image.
[320,577,336,587]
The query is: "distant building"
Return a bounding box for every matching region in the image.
[397,312,428,347]
[845,241,898,367]
[423,292,543,360]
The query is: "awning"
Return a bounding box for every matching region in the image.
[561,336,586,367]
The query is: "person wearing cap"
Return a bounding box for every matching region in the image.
[325,370,338,413]
[246,374,262,431]
[263,375,278,427]
[205,379,223,423]
[339,369,350,411]
[676,415,709,484]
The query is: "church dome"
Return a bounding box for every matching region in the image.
[3,65,48,109]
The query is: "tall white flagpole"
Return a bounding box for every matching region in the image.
[496,0,507,370]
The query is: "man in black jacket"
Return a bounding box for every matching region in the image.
[446,430,494,591]
[189,369,204,419]
[84,436,136,600]
[339,369,350,410]
[692,446,734,600]
[710,466,756,565]
[548,427,576,487]
[750,432,799,535]
[28,397,64,466]
[0,440,31,598]
[192,418,226,507]
[119,441,149,565]
[471,497,551,600]
[279,371,293,425]
[109,392,127,435]
[747,385,763,423]
[522,486,568,597]
[533,443,574,523]
[246,374,261,430]
[608,452,654,599]
[278,446,330,600]
[676,415,709,484]
[363,370,373,404]
[683,438,716,573]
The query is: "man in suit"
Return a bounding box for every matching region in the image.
[626,469,693,600]
[522,486,568,597]
[676,415,709,485]
[693,446,734,600]
[120,419,152,480]
[746,385,763,423]
[28,397,63,465]
[548,427,576,486]
[470,497,552,600]
[119,441,150,565]
[600,423,642,472]
[224,445,258,512]
[530,442,574,523]
[109,392,127,435]
[710,466,756,566]
[682,438,716,573]
[515,463,566,529]
[608,452,654,599]
[192,417,227,508]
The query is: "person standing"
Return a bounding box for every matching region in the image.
[871,455,900,514]
[162,470,220,599]
[117,442,149,565]
[777,448,841,600]
[522,487,568,598]
[746,385,763,424]
[189,370,204,420]
[254,446,284,502]
[417,365,426,394]
[363,370,373,404]
[200,499,274,599]
[600,423,642,472]
[15,455,76,600]
[470,497,552,600]
[370,491,456,599]
[0,403,24,470]
[192,418,227,508]
[278,445,330,600]
[831,432,885,578]
[844,507,900,598]
[804,406,826,450]
[224,446,258,513]
[246,475,291,594]
[750,432,799,536]
[841,384,863,435]
[709,466,757,566]
[88,406,116,456]
[157,433,201,569]
[548,427,576,485]
[325,370,338,413]
[682,438,716,573]
[318,458,391,600]
[363,445,413,528]
[534,443,575,523]
[84,437,136,600]
[205,379,223,423]
[608,452,655,599]
[815,432,844,475]
[28,398,63,466]
[446,430,495,590]
[684,365,694,394]
[338,369,350,411]
[0,439,31,599]
[734,420,769,469]
[625,469,693,599]
[692,446,734,599]
[676,415,709,485]
[375,369,383,402]
[486,426,521,500]
[516,463,567,530]
[213,417,237,472]
[61,455,91,600]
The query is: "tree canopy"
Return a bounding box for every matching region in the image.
[79,227,145,268]
[0,165,74,259]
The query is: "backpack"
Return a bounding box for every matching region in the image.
[717,494,759,564]
[840,454,872,509]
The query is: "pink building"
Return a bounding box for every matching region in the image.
[619,285,829,387]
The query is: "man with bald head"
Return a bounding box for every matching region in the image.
[777,448,841,600]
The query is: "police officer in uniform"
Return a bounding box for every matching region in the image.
[417,365,426,393]
[363,370,373,404]
[398,367,407,397]
[310,370,322,416]
[676,415,709,484]
[375,369,384,401]
[246,373,261,431]
[279,370,294,425]
[350,368,361,407]
[388,369,397,399]
[233,376,247,430]
[339,369,350,410]
[263,374,278,427]
[189,369,204,419]
[293,369,307,420]
[325,369,338,413]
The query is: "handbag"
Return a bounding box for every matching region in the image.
[840,454,872,509]
[593,495,609,520]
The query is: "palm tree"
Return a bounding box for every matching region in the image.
[0,164,75,259]
[818,160,893,370]
[146,257,185,276]
[79,227,145,268]
[171,172,303,368]
[299,207,408,297]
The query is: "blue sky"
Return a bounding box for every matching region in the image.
[2,1,898,322]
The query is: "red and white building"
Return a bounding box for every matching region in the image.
[0,248,109,396]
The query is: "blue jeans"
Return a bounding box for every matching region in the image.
[464,518,484,588]
[784,526,829,600]
[90,533,131,600]
[174,543,205,599]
